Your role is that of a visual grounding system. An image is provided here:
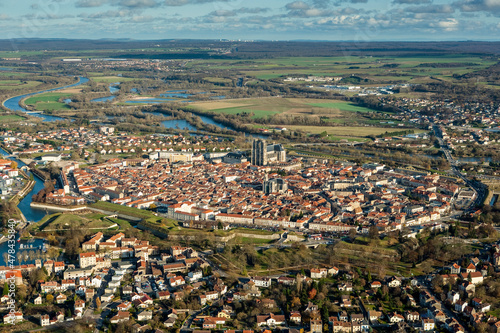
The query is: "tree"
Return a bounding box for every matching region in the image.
[46,294,54,304]
[2,282,8,296]
[368,226,379,240]
[96,297,101,310]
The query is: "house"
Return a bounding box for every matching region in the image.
[33,294,43,305]
[447,291,460,304]
[117,301,132,311]
[387,276,401,287]
[310,319,322,333]
[405,311,419,322]
[461,271,484,285]
[251,276,271,288]
[370,281,382,289]
[455,300,468,312]
[256,313,286,327]
[368,311,382,322]
[310,268,327,279]
[388,313,404,323]
[449,263,461,274]
[3,311,23,324]
[111,311,130,324]
[40,314,50,327]
[422,318,435,331]
[290,311,301,324]
[55,293,67,304]
[137,311,153,321]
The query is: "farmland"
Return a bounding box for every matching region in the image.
[24,92,72,111]
[188,97,382,119]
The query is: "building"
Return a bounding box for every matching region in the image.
[79,252,96,268]
[263,177,288,195]
[41,153,62,162]
[251,139,286,166]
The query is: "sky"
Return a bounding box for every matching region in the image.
[0,0,500,41]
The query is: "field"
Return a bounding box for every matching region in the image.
[90,76,136,83]
[0,80,42,91]
[24,92,72,111]
[189,97,381,119]
[188,55,496,82]
[0,114,24,122]
[32,213,117,232]
[308,102,381,113]
[286,125,417,137]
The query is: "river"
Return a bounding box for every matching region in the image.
[2,76,89,121]
[0,148,48,222]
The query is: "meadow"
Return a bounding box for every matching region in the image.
[24,92,72,111]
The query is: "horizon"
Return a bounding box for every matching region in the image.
[1,0,500,42]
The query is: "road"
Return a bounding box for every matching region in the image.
[416,276,466,329]
[432,124,486,212]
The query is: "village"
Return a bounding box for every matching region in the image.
[0,224,500,333]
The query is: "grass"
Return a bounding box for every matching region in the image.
[24,92,72,104]
[308,102,381,113]
[90,201,157,220]
[286,125,414,137]
[190,97,363,119]
[233,237,275,245]
[0,80,42,90]
[38,213,115,231]
[90,76,136,83]
[0,115,24,122]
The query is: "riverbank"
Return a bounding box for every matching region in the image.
[30,202,88,212]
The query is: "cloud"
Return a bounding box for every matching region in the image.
[431,18,459,31]
[406,4,455,13]
[208,7,269,17]
[79,9,135,18]
[286,1,310,10]
[117,0,160,8]
[164,0,230,6]
[454,0,500,13]
[76,0,108,7]
[393,0,432,4]
[0,14,11,20]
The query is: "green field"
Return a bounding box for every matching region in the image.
[188,55,496,82]
[24,92,72,111]
[0,114,24,122]
[189,97,382,119]
[33,213,116,231]
[308,102,381,113]
[0,80,42,90]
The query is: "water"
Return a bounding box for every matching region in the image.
[160,119,197,131]
[125,98,177,104]
[0,148,48,223]
[2,76,89,122]
[63,99,72,104]
[0,238,46,266]
[211,96,226,100]
[0,67,13,71]
[92,96,116,103]
[131,88,139,93]
[490,194,498,206]
[109,82,120,94]
[160,90,193,99]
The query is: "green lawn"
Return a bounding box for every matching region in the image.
[24,92,72,104]
[90,201,157,219]
[308,102,381,113]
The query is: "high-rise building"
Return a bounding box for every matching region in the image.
[251,139,286,166]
